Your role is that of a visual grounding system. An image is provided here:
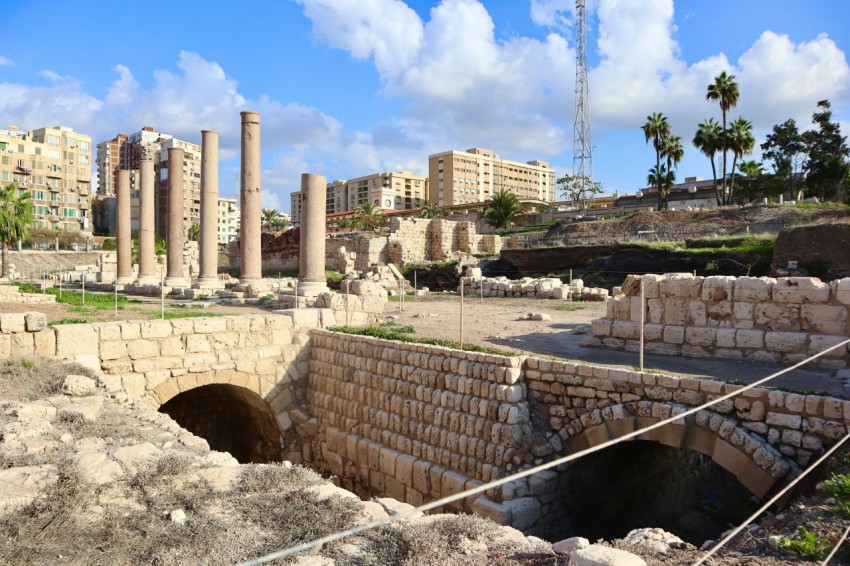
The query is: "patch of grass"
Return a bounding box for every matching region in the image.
[0,356,96,401]
[15,283,131,310]
[823,473,850,499]
[157,310,230,320]
[777,526,831,560]
[49,317,89,326]
[379,321,415,333]
[325,270,344,283]
[553,303,586,311]
[256,293,276,306]
[329,325,519,357]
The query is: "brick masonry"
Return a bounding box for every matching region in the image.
[591,274,850,368]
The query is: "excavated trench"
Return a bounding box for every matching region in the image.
[545,440,758,545]
[159,384,284,464]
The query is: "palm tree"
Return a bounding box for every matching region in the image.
[187,222,200,242]
[736,159,763,202]
[693,118,723,205]
[706,71,740,204]
[727,117,756,202]
[481,188,522,229]
[418,203,443,219]
[261,208,280,231]
[647,165,674,209]
[271,216,291,231]
[354,201,383,230]
[0,184,33,278]
[660,136,684,210]
[642,112,671,204]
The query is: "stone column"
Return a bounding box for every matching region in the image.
[115,169,133,284]
[164,147,188,287]
[136,159,158,284]
[239,111,262,283]
[298,173,328,296]
[196,130,220,288]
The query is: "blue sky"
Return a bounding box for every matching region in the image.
[1,0,849,212]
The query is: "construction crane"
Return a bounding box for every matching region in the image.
[573,0,592,192]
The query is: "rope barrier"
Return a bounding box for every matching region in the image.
[240,336,850,565]
[694,431,850,565]
[822,523,850,565]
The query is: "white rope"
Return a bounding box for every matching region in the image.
[822,523,850,565]
[240,336,850,565]
[694,431,850,565]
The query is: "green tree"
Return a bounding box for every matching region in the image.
[646,165,674,208]
[660,135,684,210]
[187,222,200,242]
[354,201,383,229]
[803,100,850,202]
[261,208,280,230]
[418,203,444,219]
[706,71,740,205]
[642,112,670,206]
[693,118,723,206]
[0,184,33,278]
[557,173,604,209]
[271,216,291,231]
[481,188,522,229]
[726,117,755,202]
[761,119,807,201]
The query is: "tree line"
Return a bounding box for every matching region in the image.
[644,71,849,211]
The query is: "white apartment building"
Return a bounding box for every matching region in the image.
[0,124,92,234]
[217,197,240,244]
[428,147,555,206]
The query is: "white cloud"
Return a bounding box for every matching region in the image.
[0,56,13,67]
[530,0,574,28]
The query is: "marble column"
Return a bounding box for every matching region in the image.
[196,130,220,288]
[115,169,133,284]
[136,159,158,284]
[164,147,188,287]
[239,111,262,283]
[298,173,328,296]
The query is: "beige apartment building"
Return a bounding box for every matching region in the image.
[0,125,92,234]
[217,197,240,244]
[428,147,555,206]
[95,127,201,238]
[291,171,427,224]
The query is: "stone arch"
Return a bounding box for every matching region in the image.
[560,403,798,499]
[145,369,300,464]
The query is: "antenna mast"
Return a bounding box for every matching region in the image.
[573,0,592,192]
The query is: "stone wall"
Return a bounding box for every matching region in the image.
[385,217,501,266]
[459,276,608,301]
[325,235,388,272]
[590,274,850,368]
[305,331,850,536]
[0,284,55,304]
[772,222,850,279]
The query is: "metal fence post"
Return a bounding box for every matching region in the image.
[639,278,645,372]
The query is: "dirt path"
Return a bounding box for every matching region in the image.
[383,294,847,398]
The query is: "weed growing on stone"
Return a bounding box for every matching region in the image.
[330,325,519,357]
[49,316,89,325]
[777,526,831,560]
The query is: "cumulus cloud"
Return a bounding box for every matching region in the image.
[0,56,13,67]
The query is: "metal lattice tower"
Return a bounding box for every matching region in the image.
[573,0,592,190]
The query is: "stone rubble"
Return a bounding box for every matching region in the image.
[459,276,609,301]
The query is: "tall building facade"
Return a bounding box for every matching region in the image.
[290,171,427,224]
[0,124,92,234]
[217,197,240,244]
[428,147,555,206]
[95,127,201,238]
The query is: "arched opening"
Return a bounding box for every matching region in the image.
[547,440,758,545]
[159,384,284,464]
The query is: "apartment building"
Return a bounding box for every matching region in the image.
[0,124,92,234]
[217,197,240,244]
[428,147,555,206]
[95,127,201,238]
[290,171,427,224]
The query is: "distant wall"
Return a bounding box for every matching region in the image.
[772,222,850,280]
[591,274,850,368]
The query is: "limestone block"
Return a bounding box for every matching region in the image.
[0,313,26,333]
[658,273,702,299]
[160,336,186,356]
[643,323,664,342]
[127,339,159,360]
[764,332,807,353]
[734,276,775,302]
[686,301,707,326]
[471,496,512,523]
[754,303,800,332]
[662,326,685,345]
[140,320,172,339]
[504,497,541,531]
[647,299,663,324]
[194,317,229,334]
[611,321,639,340]
[733,302,753,322]
[591,320,612,337]
[832,278,850,305]
[662,298,687,326]
[801,304,847,335]
[685,327,715,347]
[55,325,99,358]
[641,274,662,299]
[571,545,646,566]
[736,329,764,349]
[809,334,848,358]
[24,312,47,332]
[765,412,802,429]
[99,340,128,361]
[716,328,737,348]
[702,276,735,301]
[772,277,830,304]
[33,329,56,356]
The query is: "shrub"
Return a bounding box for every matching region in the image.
[777,526,831,560]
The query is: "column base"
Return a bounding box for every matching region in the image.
[193,277,223,289]
[116,276,135,285]
[136,275,160,285]
[163,276,190,288]
[297,280,329,297]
